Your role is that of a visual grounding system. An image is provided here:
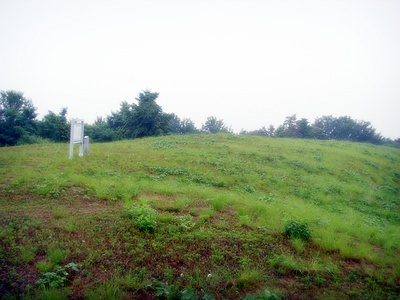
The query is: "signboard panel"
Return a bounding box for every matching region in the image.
[69,119,85,159]
[72,121,83,143]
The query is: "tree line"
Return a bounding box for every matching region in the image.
[241,114,387,145]
[1,89,398,147]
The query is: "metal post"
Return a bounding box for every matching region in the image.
[69,119,75,159]
[84,136,89,154]
[78,121,84,157]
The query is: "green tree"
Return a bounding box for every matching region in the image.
[201,116,231,134]
[312,115,382,144]
[105,90,170,139]
[296,118,312,138]
[168,113,198,134]
[107,101,136,139]
[312,115,336,140]
[241,126,269,136]
[85,117,117,142]
[131,90,167,138]
[168,113,182,134]
[37,108,69,142]
[275,114,298,138]
[351,120,382,144]
[267,124,275,137]
[333,116,355,140]
[0,90,37,146]
[180,118,198,134]
[275,115,312,139]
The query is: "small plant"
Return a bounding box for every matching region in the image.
[242,185,256,193]
[125,204,157,233]
[176,215,194,231]
[36,262,81,289]
[47,247,68,264]
[86,282,125,300]
[116,267,152,291]
[238,215,252,227]
[35,287,71,300]
[314,275,326,286]
[36,260,54,273]
[36,269,68,288]
[284,219,311,242]
[181,287,202,300]
[154,281,180,299]
[244,289,280,300]
[20,246,36,263]
[290,238,306,253]
[347,269,360,282]
[237,269,261,288]
[52,206,68,219]
[154,282,210,300]
[64,262,81,271]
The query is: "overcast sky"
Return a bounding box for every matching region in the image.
[1,0,399,139]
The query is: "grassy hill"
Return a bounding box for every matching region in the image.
[1,134,399,299]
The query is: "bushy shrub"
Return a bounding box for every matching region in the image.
[125,205,157,233]
[284,219,311,242]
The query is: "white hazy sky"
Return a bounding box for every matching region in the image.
[1,0,399,139]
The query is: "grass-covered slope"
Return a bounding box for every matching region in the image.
[1,134,399,299]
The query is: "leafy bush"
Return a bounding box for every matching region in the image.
[284,219,311,242]
[36,270,68,288]
[36,262,81,288]
[125,205,157,233]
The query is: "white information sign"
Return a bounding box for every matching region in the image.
[69,119,85,159]
[72,121,83,143]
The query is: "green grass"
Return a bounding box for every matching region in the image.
[1,134,399,299]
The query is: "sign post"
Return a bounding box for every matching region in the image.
[83,136,90,154]
[69,119,85,159]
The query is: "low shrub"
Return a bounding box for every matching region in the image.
[125,205,157,233]
[284,219,311,242]
[36,262,81,288]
